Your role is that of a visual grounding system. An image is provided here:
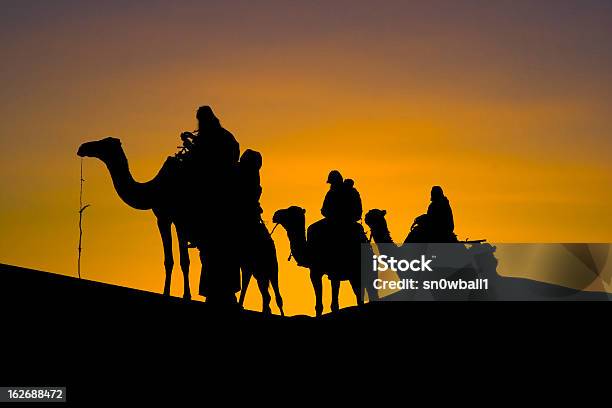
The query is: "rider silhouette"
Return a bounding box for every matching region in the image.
[343,178,362,223]
[321,170,362,224]
[321,170,344,220]
[426,185,455,241]
[180,106,239,171]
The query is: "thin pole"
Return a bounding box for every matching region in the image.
[78,158,90,279]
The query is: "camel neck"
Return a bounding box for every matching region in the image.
[372,228,393,245]
[285,225,308,267]
[103,148,157,211]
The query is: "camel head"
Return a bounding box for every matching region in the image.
[273,206,306,231]
[364,209,388,233]
[77,137,122,162]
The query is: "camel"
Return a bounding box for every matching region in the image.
[364,208,487,246]
[77,137,192,299]
[77,137,283,314]
[238,222,284,315]
[364,209,396,246]
[364,208,497,300]
[272,206,375,316]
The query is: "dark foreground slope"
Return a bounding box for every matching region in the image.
[1,263,609,402]
[0,264,309,402]
[0,263,279,321]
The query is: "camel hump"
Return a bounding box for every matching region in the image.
[152,156,184,190]
[160,156,180,174]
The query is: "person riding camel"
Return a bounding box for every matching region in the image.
[342,178,362,223]
[177,106,240,245]
[321,170,344,221]
[180,105,239,171]
[426,185,454,240]
[409,186,456,242]
[321,170,363,224]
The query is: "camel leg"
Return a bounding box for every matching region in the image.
[350,277,364,306]
[176,227,191,300]
[310,270,323,317]
[157,217,173,297]
[330,279,340,313]
[270,268,284,317]
[364,270,379,302]
[256,277,272,315]
[238,266,252,308]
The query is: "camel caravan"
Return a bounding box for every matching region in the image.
[77,106,495,316]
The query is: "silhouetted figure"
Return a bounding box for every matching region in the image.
[179,106,240,171]
[236,149,284,315]
[321,171,363,223]
[179,106,241,305]
[427,186,454,239]
[343,178,362,223]
[406,186,457,243]
[321,170,344,220]
[238,149,263,221]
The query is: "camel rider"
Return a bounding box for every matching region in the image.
[321,170,363,224]
[343,178,362,223]
[320,170,368,257]
[177,105,241,244]
[424,186,455,242]
[180,105,240,171]
[321,170,344,221]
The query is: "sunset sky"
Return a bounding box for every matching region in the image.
[1,0,611,314]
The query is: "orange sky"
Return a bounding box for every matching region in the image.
[1,1,611,314]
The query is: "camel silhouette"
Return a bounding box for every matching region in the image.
[77,137,283,313]
[365,208,486,246]
[272,206,374,316]
[364,209,396,245]
[364,208,497,300]
[238,222,284,315]
[77,137,192,299]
